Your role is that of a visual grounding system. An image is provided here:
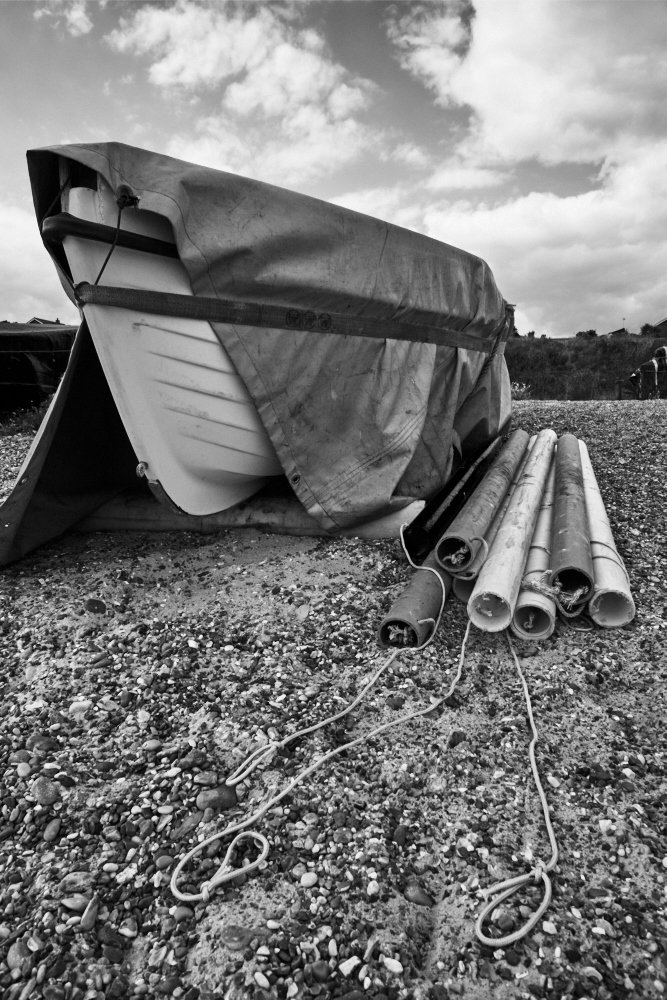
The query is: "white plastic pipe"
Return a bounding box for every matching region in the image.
[452,435,536,604]
[578,440,635,627]
[436,429,530,574]
[468,428,557,631]
[511,463,557,640]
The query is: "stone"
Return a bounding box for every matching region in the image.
[300,872,318,888]
[404,881,434,907]
[195,785,237,812]
[61,893,92,913]
[43,818,62,842]
[7,939,31,971]
[338,956,361,977]
[382,956,403,975]
[30,776,61,806]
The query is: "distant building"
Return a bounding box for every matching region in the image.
[607,327,628,337]
[653,317,667,336]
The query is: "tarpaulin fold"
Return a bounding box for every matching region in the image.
[0,142,512,563]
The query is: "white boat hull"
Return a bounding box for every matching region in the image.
[61,174,281,516]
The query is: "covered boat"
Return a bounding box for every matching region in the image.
[0,142,513,565]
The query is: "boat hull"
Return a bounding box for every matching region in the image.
[61,175,281,516]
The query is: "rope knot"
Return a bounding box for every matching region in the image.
[200,881,212,904]
[531,860,547,883]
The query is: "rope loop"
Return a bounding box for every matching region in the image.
[475,866,553,948]
[225,741,280,786]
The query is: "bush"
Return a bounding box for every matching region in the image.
[511,381,532,401]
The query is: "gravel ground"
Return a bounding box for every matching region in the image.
[0,400,665,1000]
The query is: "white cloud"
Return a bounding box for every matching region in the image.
[107,0,379,187]
[34,1,93,37]
[386,0,667,167]
[379,1,667,335]
[422,140,667,336]
[0,205,79,324]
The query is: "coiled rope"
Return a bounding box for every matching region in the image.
[170,621,558,947]
[170,625,466,905]
[474,630,559,946]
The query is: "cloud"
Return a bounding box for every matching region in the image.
[378,1,667,335]
[107,0,378,186]
[34,0,94,37]
[386,0,667,167]
[0,205,79,324]
[422,140,667,336]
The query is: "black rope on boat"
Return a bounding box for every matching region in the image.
[93,186,141,287]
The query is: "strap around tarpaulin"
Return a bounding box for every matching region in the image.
[74,281,504,353]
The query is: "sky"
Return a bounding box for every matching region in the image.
[1,0,666,337]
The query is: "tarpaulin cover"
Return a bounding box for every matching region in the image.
[0,324,75,408]
[0,141,512,565]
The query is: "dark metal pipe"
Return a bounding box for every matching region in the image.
[377,552,451,649]
[549,433,594,610]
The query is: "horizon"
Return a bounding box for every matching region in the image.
[1,0,666,338]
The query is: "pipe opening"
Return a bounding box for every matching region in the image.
[589,591,635,628]
[468,592,511,632]
[551,568,593,607]
[378,619,420,649]
[512,605,553,640]
[436,536,474,571]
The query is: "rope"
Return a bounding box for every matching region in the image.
[92,205,123,286]
[519,570,589,619]
[170,624,473,905]
[396,523,448,650]
[474,631,559,947]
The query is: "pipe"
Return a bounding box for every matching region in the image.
[377,552,451,649]
[549,433,594,612]
[435,429,530,575]
[402,436,503,563]
[578,440,635,628]
[511,462,557,640]
[467,429,557,632]
[452,435,536,604]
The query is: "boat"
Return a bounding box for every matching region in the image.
[47,165,282,515]
[0,141,514,567]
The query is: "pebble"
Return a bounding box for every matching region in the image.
[61,894,92,913]
[338,956,361,976]
[311,959,331,983]
[367,880,380,897]
[79,896,99,932]
[85,598,107,614]
[542,920,557,934]
[382,956,403,975]
[29,776,61,806]
[195,785,237,812]
[16,761,32,778]
[254,971,270,989]
[43,818,61,842]
[7,939,31,971]
[404,881,434,907]
[300,872,318,888]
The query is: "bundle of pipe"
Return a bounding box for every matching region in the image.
[511,463,557,640]
[467,429,557,632]
[579,440,635,627]
[435,429,530,576]
[549,433,594,614]
[452,435,536,604]
[377,553,451,649]
[377,438,504,649]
